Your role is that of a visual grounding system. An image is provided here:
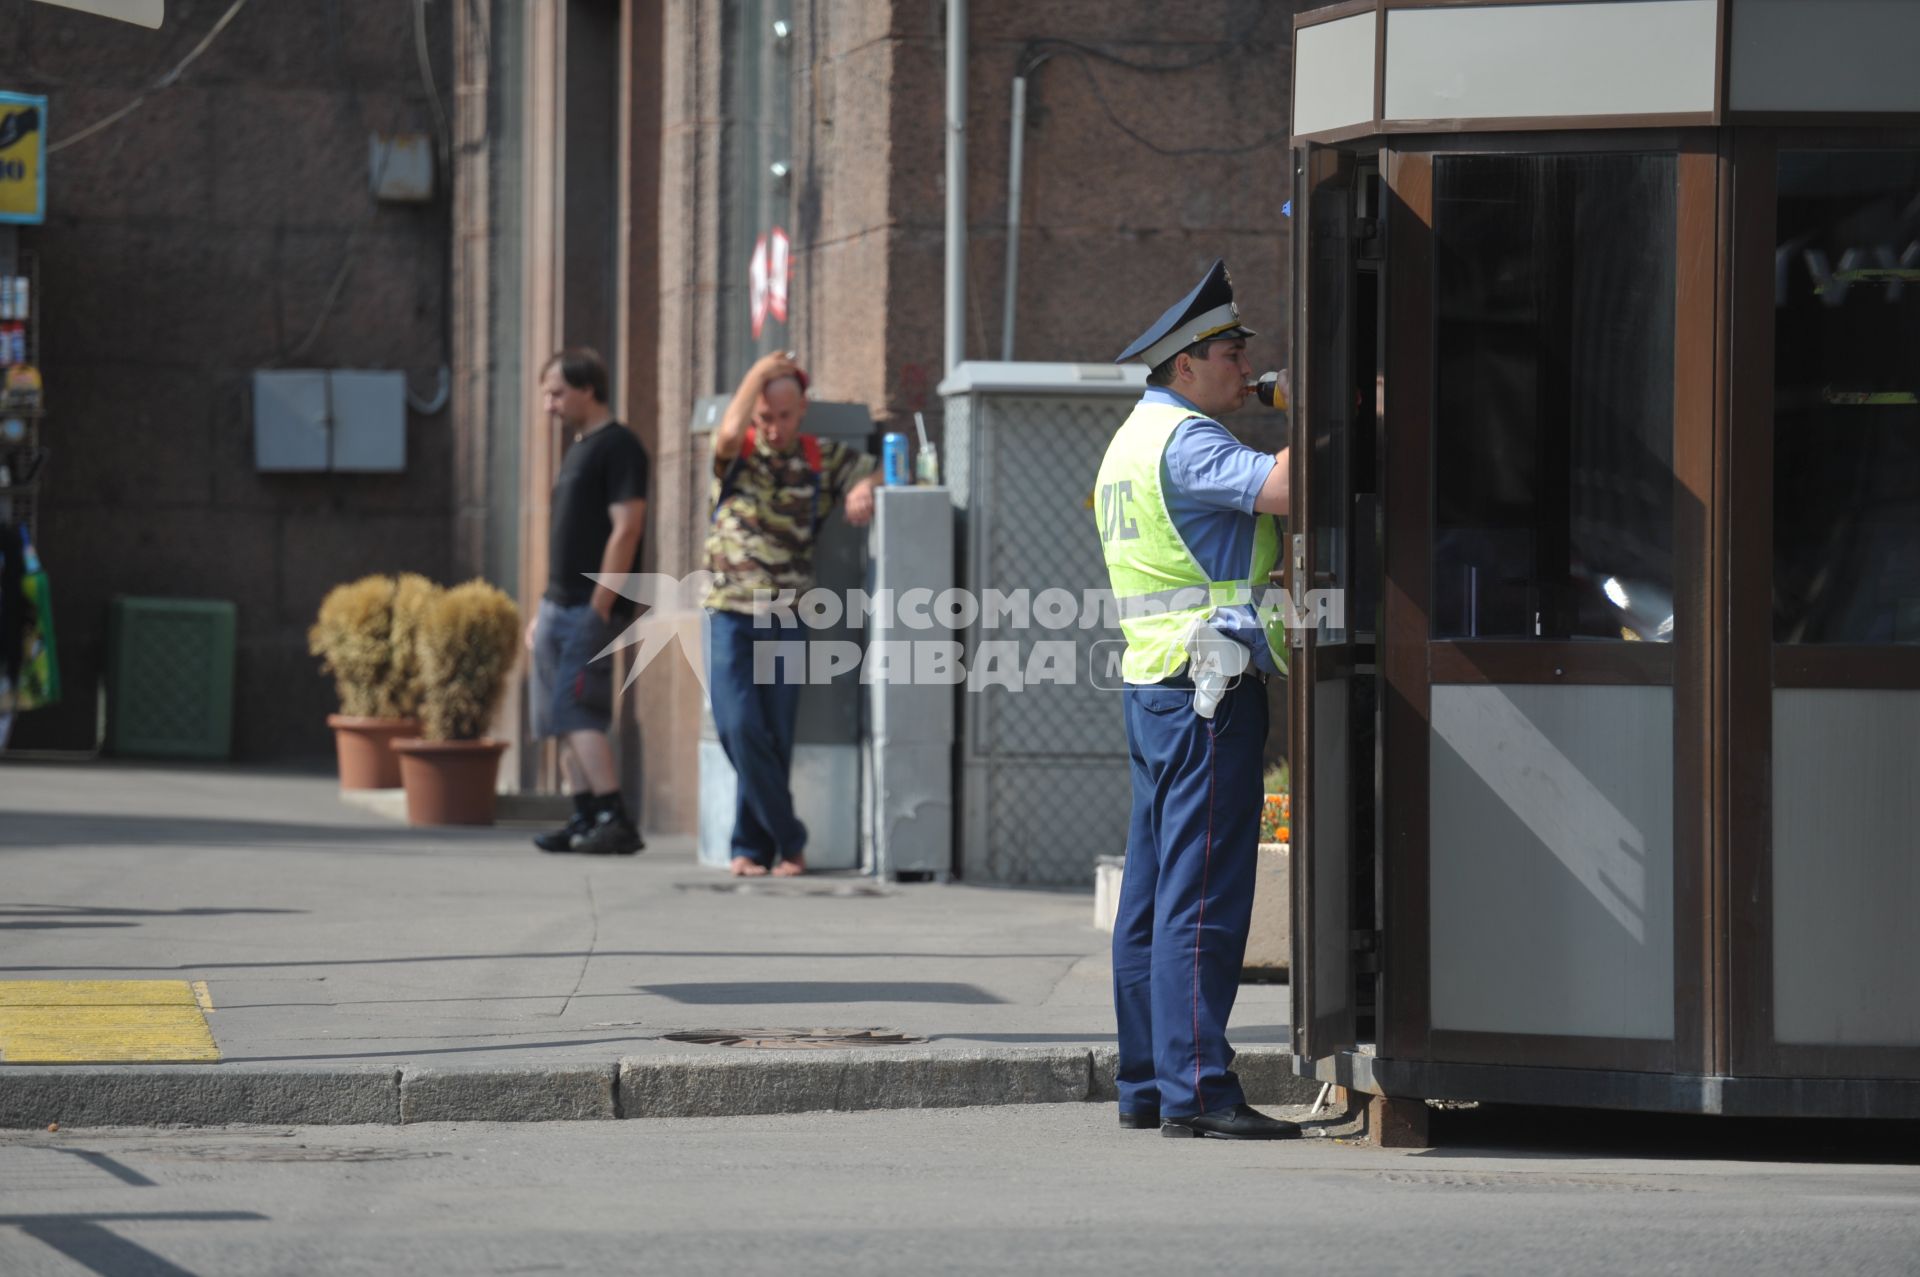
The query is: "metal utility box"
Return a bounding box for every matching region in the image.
[107,596,236,760]
[937,361,1149,886]
[253,370,407,473]
[690,395,874,871]
[863,484,955,879]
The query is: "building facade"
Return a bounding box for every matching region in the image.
[456,0,1305,835]
[3,0,456,759]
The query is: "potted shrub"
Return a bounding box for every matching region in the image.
[392,579,522,826]
[309,574,437,789]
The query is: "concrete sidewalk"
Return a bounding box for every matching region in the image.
[0,763,1305,1126]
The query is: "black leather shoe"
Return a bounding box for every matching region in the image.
[1161,1103,1303,1140]
[1117,1109,1160,1130]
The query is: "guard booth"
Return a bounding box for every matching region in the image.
[1286,0,1920,1116]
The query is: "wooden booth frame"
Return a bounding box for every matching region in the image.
[1289,118,1920,1114]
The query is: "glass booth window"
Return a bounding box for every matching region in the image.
[1431,153,1677,642]
[1774,151,1920,645]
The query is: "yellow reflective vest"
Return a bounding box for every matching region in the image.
[1094,400,1286,684]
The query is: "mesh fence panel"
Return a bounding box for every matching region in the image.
[957,391,1138,885]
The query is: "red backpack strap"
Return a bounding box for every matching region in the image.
[737,427,818,473]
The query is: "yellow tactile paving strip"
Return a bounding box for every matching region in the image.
[0,980,221,1064]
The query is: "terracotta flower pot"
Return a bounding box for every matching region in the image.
[327,715,422,790]
[391,737,509,826]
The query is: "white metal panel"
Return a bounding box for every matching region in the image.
[328,370,407,472]
[696,738,861,872]
[1730,0,1920,113]
[32,0,162,28]
[866,486,956,877]
[936,360,1145,398]
[252,371,329,472]
[1773,689,1920,1046]
[1430,684,1675,1039]
[1384,1,1717,122]
[1293,12,1378,139]
[1312,675,1351,1016]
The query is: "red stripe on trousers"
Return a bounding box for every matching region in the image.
[1194,723,1215,1114]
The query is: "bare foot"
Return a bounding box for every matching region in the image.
[771,857,807,877]
[730,856,769,877]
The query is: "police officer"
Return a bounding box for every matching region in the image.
[1095,259,1298,1139]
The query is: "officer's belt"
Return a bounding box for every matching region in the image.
[1114,583,1288,620]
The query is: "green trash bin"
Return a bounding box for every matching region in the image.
[107,596,236,760]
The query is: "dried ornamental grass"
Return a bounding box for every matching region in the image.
[385,572,439,720]
[415,579,522,741]
[308,575,398,718]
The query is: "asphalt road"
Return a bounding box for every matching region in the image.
[4,1104,1919,1276]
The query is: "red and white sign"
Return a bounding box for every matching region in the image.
[748,227,793,339]
[749,233,769,339]
[768,227,790,323]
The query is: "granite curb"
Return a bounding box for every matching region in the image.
[1,1048,1321,1128]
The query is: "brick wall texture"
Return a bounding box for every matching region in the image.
[3,0,455,759]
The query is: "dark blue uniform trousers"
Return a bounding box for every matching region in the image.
[1113,676,1266,1120]
[704,609,809,866]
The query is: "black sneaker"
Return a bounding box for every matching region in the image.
[533,811,593,853]
[571,810,644,855]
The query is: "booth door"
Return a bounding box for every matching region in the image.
[1727,133,1920,1081]
[1288,142,1363,1062]
[1376,138,1717,1074]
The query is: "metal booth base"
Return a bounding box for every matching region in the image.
[1296,1048,1920,1120]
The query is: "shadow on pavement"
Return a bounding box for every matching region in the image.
[219,1034,655,1063]
[0,1211,267,1277]
[1418,1103,1920,1165]
[0,905,306,918]
[639,981,1006,1005]
[0,949,1088,975]
[0,811,508,851]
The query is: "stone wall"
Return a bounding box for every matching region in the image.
[4,0,455,760]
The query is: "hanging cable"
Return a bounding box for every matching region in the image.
[47,0,254,155]
[414,0,454,172]
[1009,10,1290,160]
[1061,50,1292,159]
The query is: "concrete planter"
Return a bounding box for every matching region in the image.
[1094,844,1290,978]
[1243,841,1291,977]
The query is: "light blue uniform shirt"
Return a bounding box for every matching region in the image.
[1144,386,1282,676]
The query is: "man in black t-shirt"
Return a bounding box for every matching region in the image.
[525,348,649,855]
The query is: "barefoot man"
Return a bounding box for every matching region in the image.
[704,352,880,876]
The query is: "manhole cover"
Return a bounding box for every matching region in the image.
[661,1028,926,1049]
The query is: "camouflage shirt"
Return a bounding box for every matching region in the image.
[704,431,877,613]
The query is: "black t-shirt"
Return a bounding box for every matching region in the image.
[546,421,650,610]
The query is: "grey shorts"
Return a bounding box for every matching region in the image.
[530,599,618,738]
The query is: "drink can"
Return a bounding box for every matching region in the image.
[15,277,27,321]
[882,431,909,486]
[1,277,12,320]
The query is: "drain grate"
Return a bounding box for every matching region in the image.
[661,1027,927,1049]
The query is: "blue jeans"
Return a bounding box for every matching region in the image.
[705,609,808,866]
[1112,676,1266,1120]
